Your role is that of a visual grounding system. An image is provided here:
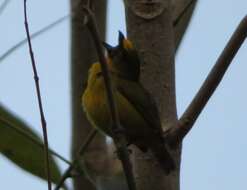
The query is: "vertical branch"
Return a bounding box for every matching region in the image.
[83,7,137,190]
[23,1,51,189]
[70,0,108,189]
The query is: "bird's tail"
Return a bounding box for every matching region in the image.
[149,140,175,174]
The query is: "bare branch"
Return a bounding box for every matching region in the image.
[173,0,196,27]
[167,15,247,147]
[54,129,97,190]
[0,14,69,62]
[24,1,51,189]
[82,6,137,190]
[0,0,10,15]
[173,0,197,51]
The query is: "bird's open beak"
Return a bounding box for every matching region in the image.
[118,31,125,45]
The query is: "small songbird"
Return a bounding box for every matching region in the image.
[82,33,175,174]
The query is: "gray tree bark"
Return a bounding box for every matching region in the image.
[70,0,107,190]
[124,0,181,189]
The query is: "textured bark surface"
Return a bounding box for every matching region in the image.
[125,0,180,189]
[70,0,107,189]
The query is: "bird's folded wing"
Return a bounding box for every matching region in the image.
[116,79,163,133]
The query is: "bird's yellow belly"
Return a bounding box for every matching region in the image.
[82,86,151,141]
[82,88,112,135]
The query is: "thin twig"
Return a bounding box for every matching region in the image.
[173,0,197,27]
[0,14,69,62]
[54,129,97,190]
[167,15,247,147]
[24,1,51,189]
[0,115,71,165]
[83,6,137,190]
[0,0,10,15]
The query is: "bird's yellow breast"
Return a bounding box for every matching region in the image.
[82,79,149,138]
[82,77,112,135]
[82,63,150,140]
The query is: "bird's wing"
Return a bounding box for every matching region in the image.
[116,78,163,133]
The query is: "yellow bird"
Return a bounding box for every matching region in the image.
[82,58,175,173]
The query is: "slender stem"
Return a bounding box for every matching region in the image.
[0,0,10,15]
[167,15,247,147]
[83,6,136,190]
[24,1,51,189]
[0,14,69,62]
[0,115,71,165]
[54,129,97,190]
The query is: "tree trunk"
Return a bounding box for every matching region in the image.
[125,0,180,189]
[70,0,107,190]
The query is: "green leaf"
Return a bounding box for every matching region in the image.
[0,104,65,188]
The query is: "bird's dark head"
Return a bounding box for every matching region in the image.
[102,31,141,81]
